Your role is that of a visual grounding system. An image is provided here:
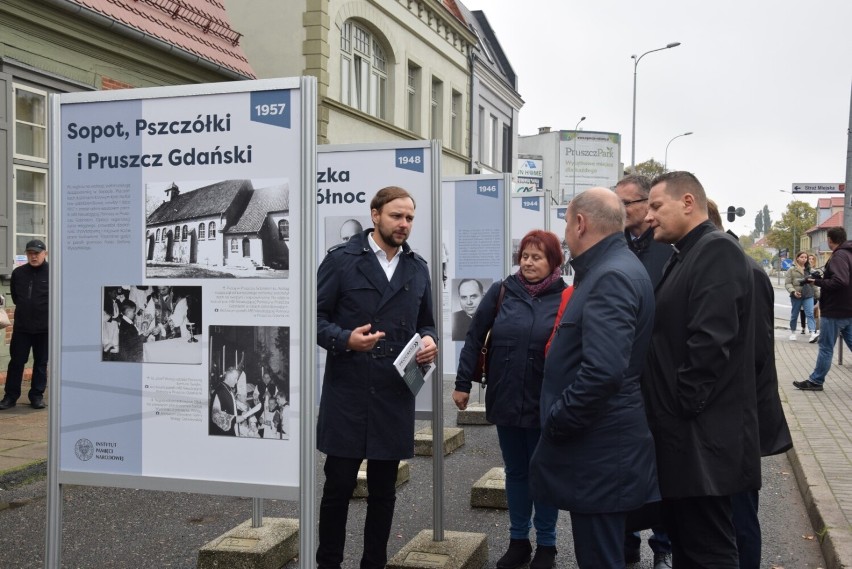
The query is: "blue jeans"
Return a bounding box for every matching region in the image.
[809,316,852,385]
[789,296,815,332]
[496,425,558,546]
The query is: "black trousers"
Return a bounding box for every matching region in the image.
[569,510,627,568]
[731,489,761,569]
[4,330,48,401]
[662,495,739,569]
[317,455,400,569]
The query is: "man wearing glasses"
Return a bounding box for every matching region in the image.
[614,175,673,568]
[615,175,673,290]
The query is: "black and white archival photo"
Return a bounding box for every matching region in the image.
[450,277,493,341]
[145,179,290,279]
[208,325,291,440]
[323,215,372,253]
[101,285,203,364]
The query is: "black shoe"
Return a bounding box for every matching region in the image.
[30,397,46,409]
[793,380,824,391]
[624,547,641,564]
[530,545,557,569]
[496,538,532,569]
[653,552,673,569]
[0,396,16,410]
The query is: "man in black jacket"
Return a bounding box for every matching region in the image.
[0,239,49,410]
[795,226,852,391]
[615,175,673,290]
[643,172,760,567]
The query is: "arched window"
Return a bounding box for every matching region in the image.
[208,221,216,239]
[175,225,180,241]
[182,225,188,241]
[340,21,387,119]
[278,219,289,241]
[230,238,238,253]
[156,228,161,242]
[198,223,206,240]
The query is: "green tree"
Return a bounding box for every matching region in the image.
[752,204,772,238]
[762,205,772,236]
[624,158,665,180]
[744,245,772,266]
[766,200,816,254]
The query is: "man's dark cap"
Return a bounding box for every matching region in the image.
[25,239,46,252]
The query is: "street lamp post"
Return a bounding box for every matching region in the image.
[664,131,693,171]
[572,116,586,202]
[631,41,681,170]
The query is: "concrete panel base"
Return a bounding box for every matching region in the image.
[197,517,299,569]
[414,427,465,456]
[352,459,411,498]
[387,529,488,569]
[471,467,507,509]
[456,403,490,425]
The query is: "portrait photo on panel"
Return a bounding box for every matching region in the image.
[451,277,493,341]
[323,215,372,253]
[208,325,291,440]
[102,285,202,364]
[145,179,290,279]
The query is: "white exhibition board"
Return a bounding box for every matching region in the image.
[511,193,547,269]
[55,79,312,500]
[441,175,509,375]
[316,141,438,414]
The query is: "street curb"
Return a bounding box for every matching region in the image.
[783,398,852,569]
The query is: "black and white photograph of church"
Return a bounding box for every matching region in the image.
[145,179,290,279]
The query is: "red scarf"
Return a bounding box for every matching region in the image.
[545,286,575,356]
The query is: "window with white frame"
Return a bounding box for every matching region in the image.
[340,21,388,120]
[430,78,443,142]
[407,62,421,133]
[14,84,47,162]
[13,166,47,255]
[208,222,216,239]
[198,223,206,240]
[451,90,462,151]
[12,83,50,258]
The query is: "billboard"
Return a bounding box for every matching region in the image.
[559,130,621,200]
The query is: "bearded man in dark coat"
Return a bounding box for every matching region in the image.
[643,172,761,568]
[315,186,437,569]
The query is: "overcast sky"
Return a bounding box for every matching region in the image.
[467,0,852,236]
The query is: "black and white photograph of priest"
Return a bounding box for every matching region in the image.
[145,179,290,279]
[208,324,291,439]
[102,285,203,364]
[323,215,372,252]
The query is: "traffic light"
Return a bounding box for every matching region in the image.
[727,206,736,222]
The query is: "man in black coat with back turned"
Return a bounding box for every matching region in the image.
[643,172,761,568]
[0,239,49,410]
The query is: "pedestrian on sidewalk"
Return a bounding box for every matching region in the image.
[642,172,760,568]
[708,200,794,569]
[794,226,852,391]
[785,251,818,342]
[454,230,566,569]
[530,188,659,568]
[0,239,49,410]
[315,186,437,569]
